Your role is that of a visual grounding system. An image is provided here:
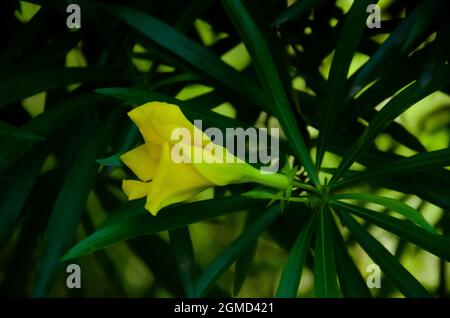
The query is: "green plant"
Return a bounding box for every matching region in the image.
[0,0,449,298]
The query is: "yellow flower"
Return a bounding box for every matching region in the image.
[121,101,289,215]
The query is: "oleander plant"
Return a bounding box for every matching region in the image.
[0,0,449,298]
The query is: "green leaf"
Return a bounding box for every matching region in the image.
[233,212,258,296]
[242,187,285,201]
[0,148,47,244]
[400,0,444,54]
[96,87,252,133]
[100,198,145,228]
[0,94,104,172]
[336,208,432,298]
[313,206,340,297]
[0,121,44,141]
[96,152,124,167]
[149,73,203,90]
[169,227,196,297]
[105,5,264,110]
[329,208,371,298]
[0,68,124,108]
[301,90,450,212]
[222,0,319,186]
[32,112,118,297]
[63,196,267,260]
[302,89,427,154]
[0,7,56,72]
[349,46,429,119]
[173,0,214,33]
[331,192,435,234]
[419,20,450,86]
[333,202,450,262]
[128,235,185,296]
[330,64,450,185]
[275,214,315,297]
[129,234,228,297]
[99,87,295,156]
[80,212,127,297]
[266,202,311,252]
[194,204,281,297]
[315,0,374,168]
[272,0,328,26]
[349,0,444,96]
[337,148,450,187]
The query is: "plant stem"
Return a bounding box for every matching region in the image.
[292,180,320,193]
[251,173,290,190]
[289,197,310,203]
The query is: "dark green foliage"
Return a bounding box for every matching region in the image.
[0,0,449,298]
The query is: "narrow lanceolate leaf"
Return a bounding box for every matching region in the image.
[222,0,319,186]
[194,204,281,297]
[173,0,214,32]
[337,209,431,298]
[336,148,450,187]
[314,206,340,298]
[96,87,252,134]
[331,193,435,234]
[272,0,328,26]
[233,212,259,296]
[349,46,430,119]
[98,87,293,156]
[0,68,123,108]
[63,196,267,260]
[349,0,444,96]
[32,113,117,297]
[0,94,104,172]
[303,90,450,213]
[99,199,145,228]
[96,152,124,167]
[315,0,374,168]
[169,227,196,297]
[333,202,450,262]
[233,241,257,296]
[0,121,44,141]
[330,64,450,185]
[328,207,371,298]
[400,0,444,55]
[105,5,264,109]
[419,19,450,87]
[275,215,315,297]
[128,235,185,296]
[304,88,426,154]
[0,148,47,244]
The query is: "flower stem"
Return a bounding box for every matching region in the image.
[250,173,319,195]
[289,197,310,203]
[251,173,290,190]
[292,180,320,193]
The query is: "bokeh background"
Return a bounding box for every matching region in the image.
[0,0,449,297]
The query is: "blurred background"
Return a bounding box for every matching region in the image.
[0,0,449,297]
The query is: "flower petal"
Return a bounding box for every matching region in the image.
[128,101,202,146]
[122,179,152,200]
[145,140,162,161]
[146,142,213,215]
[188,142,256,185]
[185,142,289,189]
[121,144,159,181]
[128,103,165,145]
